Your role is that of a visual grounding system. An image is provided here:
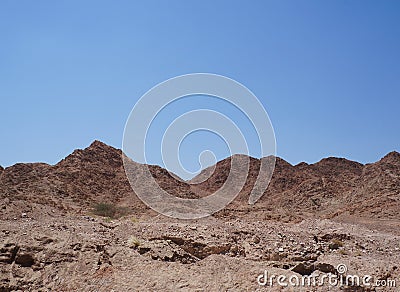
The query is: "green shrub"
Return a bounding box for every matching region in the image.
[93,202,116,218]
[92,202,130,219]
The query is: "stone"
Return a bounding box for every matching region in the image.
[15,253,35,267]
[252,235,260,244]
[292,262,315,276]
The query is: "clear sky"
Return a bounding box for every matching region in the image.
[1,0,399,175]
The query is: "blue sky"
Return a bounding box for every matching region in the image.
[1,0,399,174]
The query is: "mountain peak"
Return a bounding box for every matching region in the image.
[87,140,116,150]
[311,156,363,177]
[57,140,122,167]
[314,156,364,168]
[380,151,400,164]
[295,162,309,168]
[81,140,122,162]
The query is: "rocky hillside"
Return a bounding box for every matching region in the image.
[191,150,400,222]
[1,141,399,222]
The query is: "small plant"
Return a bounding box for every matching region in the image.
[131,216,139,223]
[127,236,141,248]
[339,249,348,255]
[329,239,344,250]
[93,202,116,218]
[92,202,130,219]
[332,239,344,247]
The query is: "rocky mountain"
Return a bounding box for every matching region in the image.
[1,141,399,222]
[191,149,400,222]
